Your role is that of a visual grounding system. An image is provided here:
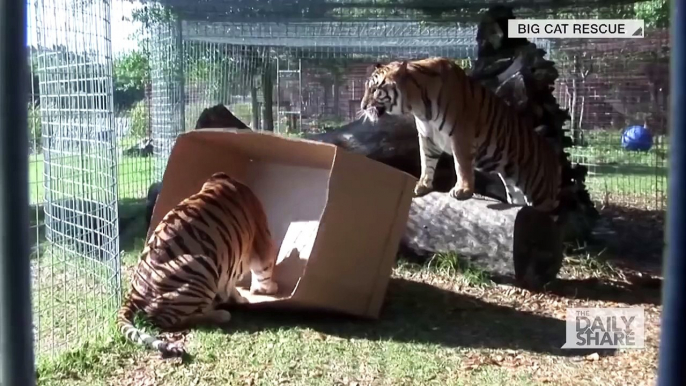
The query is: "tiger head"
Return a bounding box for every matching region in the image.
[360,61,410,123]
[203,172,236,190]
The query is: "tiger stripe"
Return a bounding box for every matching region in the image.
[116,172,279,357]
[360,57,562,221]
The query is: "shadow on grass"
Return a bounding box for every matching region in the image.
[28,197,148,254]
[118,198,148,252]
[406,251,662,307]
[545,277,661,306]
[592,163,667,178]
[216,278,616,358]
[486,273,662,306]
[593,204,665,274]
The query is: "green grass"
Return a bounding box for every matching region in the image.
[423,252,494,287]
[29,138,155,205]
[33,229,662,385]
[31,249,120,357]
[567,130,668,208]
[36,235,542,386]
[30,207,663,386]
[29,195,149,361]
[28,128,664,385]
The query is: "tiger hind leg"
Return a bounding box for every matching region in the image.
[163,282,234,330]
[248,230,279,296]
[187,308,233,325]
[174,298,233,328]
[497,173,529,206]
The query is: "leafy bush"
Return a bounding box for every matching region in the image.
[129,100,150,139]
[113,50,150,111]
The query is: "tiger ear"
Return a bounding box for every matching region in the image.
[397,60,409,78]
[366,63,381,76]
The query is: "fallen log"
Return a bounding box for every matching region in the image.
[145,104,252,233]
[194,104,251,130]
[305,114,510,203]
[146,104,564,289]
[401,192,563,289]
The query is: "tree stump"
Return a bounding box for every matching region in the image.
[401,192,563,290]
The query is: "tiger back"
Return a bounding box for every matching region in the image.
[116,172,279,357]
[360,57,562,219]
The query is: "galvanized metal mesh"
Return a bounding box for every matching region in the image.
[111,0,156,202]
[28,0,120,358]
[552,30,669,211]
[139,0,648,23]
[149,19,186,181]
[153,19,551,136]
[143,0,668,212]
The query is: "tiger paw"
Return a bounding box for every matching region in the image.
[209,309,233,325]
[413,182,433,197]
[229,288,249,304]
[250,280,278,296]
[448,186,474,200]
[159,342,186,359]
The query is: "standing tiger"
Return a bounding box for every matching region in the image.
[360,57,562,220]
[117,172,279,357]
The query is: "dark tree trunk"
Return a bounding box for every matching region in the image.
[262,65,274,132]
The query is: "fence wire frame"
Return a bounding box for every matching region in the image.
[110,0,156,202]
[137,0,649,23]
[150,19,550,138]
[28,0,120,358]
[150,18,185,181]
[551,28,669,211]
[147,14,666,212]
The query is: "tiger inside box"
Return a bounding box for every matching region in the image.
[147,128,416,321]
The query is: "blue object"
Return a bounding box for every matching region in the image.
[621,125,653,151]
[658,0,686,384]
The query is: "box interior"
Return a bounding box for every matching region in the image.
[152,130,336,303]
[236,160,331,303]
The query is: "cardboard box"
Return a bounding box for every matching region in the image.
[149,129,416,319]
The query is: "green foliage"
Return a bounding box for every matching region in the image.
[113,50,150,111]
[129,100,150,139]
[634,0,670,28]
[546,0,669,27]
[130,3,176,28]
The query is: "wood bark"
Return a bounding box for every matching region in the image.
[402,193,563,289]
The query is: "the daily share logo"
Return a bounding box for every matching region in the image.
[562,307,645,349]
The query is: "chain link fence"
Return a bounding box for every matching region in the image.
[27,0,120,358]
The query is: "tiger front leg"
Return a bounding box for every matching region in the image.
[248,239,279,296]
[228,284,249,305]
[211,278,248,307]
[415,133,441,197]
[448,133,475,201]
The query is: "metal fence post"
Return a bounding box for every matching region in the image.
[0,0,36,384]
[658,0,685,384]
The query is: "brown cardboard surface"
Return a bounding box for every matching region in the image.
[149,128,416,319]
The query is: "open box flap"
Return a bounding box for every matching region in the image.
[148,128,416,319]
[290,148,417,318]
[149,128,336,237]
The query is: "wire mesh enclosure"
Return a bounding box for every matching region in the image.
[552,32,669,211]
[136,0,668,213]
[141,8,553,174]
[27,0,120,358]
